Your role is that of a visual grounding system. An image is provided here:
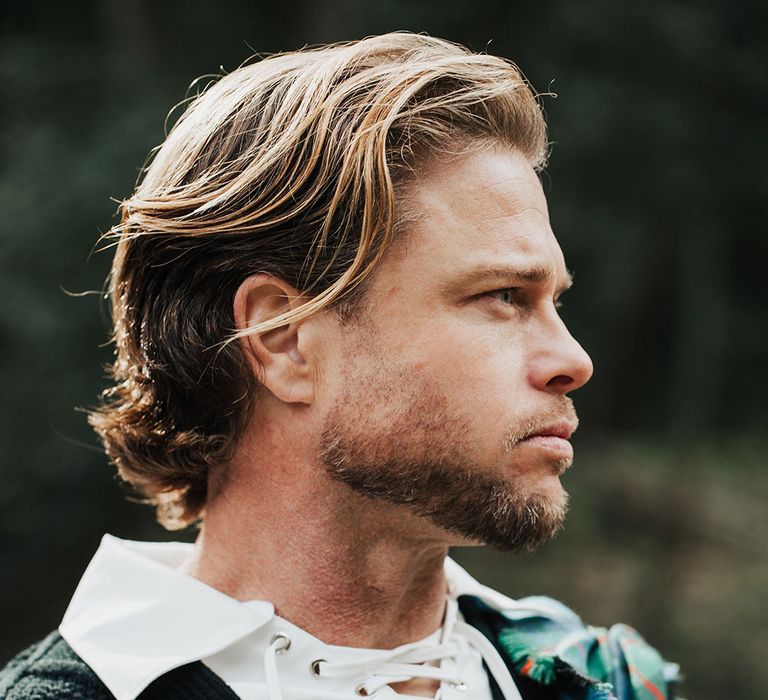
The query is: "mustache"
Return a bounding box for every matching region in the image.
[501,398,579,453]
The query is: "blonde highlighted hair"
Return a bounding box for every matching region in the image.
[89,32,549,529]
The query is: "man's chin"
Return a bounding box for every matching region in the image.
[531,471,570,498]
[425,482,570,553]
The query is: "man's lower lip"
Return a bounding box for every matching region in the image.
[517,435,574,459]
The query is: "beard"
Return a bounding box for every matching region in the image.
[318,350,575,552]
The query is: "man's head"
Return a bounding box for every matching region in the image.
[90,32,591,545]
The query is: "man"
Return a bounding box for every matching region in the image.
[0,33,681,700]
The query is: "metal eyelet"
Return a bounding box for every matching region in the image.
[269,633,291,654]
[354,683,378,696]
[309,658,326,676]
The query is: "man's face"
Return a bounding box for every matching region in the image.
[318,148,593,551]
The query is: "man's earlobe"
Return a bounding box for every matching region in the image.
[233,275,314,405]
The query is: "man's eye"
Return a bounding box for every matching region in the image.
[489,288,519,305]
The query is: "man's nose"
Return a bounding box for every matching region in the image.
[528,317,594,394]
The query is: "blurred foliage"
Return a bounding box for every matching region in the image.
[0,1,765,699]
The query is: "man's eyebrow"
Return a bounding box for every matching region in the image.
[447,263,574,295]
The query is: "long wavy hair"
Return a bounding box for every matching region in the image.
[88,32,549,529]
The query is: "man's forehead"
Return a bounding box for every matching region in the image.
[389,150,567,282]
[395,152,552,261]
[406,148,550,221]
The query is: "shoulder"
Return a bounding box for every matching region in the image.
[0,632,113,700]
[460,594,684,700]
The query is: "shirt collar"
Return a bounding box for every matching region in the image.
[59,534,517,700]
[60,535,273,699]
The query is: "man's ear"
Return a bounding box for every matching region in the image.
[233,274,314,405]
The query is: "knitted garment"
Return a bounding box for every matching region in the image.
[0,595,682,700]
[0,632,237,700]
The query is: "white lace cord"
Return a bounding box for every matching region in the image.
[315,641,465,695]
[261,599,523,700]
[453,621,524,700]
[264,633,291,700]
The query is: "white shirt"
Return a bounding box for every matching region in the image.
[59,535,525,700]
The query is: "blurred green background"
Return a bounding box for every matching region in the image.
[1,1,766,698]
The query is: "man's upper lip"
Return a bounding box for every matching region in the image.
[524,422,577,440]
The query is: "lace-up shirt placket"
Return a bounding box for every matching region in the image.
[60,536,524,700]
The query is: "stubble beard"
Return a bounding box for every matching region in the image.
[318,356,572,553]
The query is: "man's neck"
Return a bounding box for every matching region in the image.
[182,451,451,650]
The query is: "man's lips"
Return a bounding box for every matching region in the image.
[515,421,577,462]
[522,421,577,441]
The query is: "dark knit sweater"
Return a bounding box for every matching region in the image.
[0,631,240,700]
